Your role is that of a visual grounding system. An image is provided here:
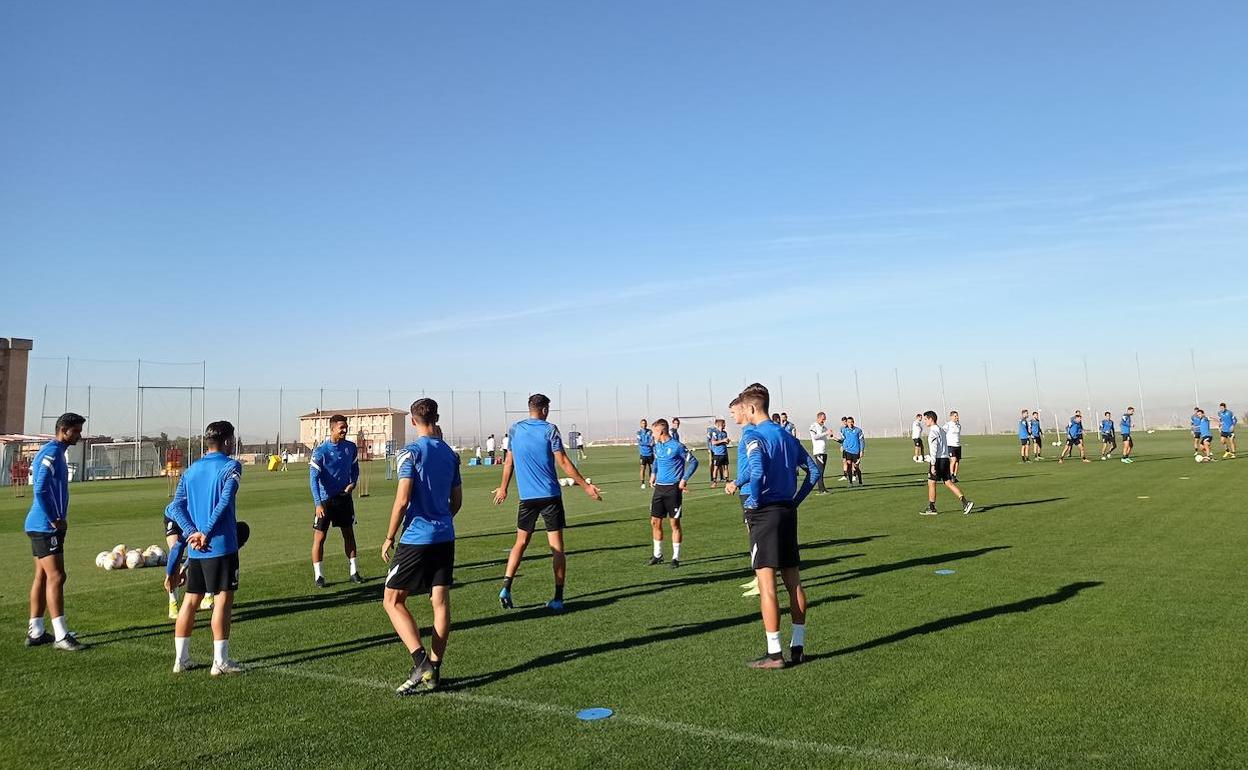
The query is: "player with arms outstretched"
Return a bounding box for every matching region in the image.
[494,394,602,611]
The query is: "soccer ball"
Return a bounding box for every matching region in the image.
[1194,454,1206,463]
[108,550,125,570]
[95,551,111,569]
[143,546,164,567]
[585,478,592,484]
[125,549,144,569]
[923,455,932,463]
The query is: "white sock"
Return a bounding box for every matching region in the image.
[28,617,45,638]
[175,636,190,662]
[51,615,68,641]
[213,638,230,665]
[791,624,806,647]
[168,591,178,603]
[672,542,682,560]
[348,557,358,575]
[765,631,782,655]
[652,540,662,559]
[313,562,324,579]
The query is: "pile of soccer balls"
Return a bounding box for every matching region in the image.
[95,544,167,570]
[558,477,590,487]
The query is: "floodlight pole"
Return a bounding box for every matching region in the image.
[277,387,283,453]
[200,361,206,458]
[645,384,650,417]
[676,381,681,417]
[1134,352,1147,430]
[1190,348,1200,405]
[477,390,483,447]
[135,359,141,479]
[236,388,242,454]
[1082,355,1093,422]
[893,368,904,437]
[853,369,863,422]
[584,387,590,442]
[779,376,786,412]
[983,362,995,435]
[816,372,823,408]
[63,356,69,412]
[707,379,713,417]
[939,365,948,416]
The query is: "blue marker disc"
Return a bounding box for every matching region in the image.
[577,707,614,721]
[934,569,955,575]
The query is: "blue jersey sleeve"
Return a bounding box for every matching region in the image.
[202,462,242,538]
[794,445,819,506]
[682,451,699,481]
[548,424,564,454]
[32,452,60,524]
[165,476,196,536]
[165,537,186,577]
[309,445,326,505]
[743,436,764,509]
[350,444,360,486]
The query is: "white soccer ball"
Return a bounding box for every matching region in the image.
[108,550,125,570]
[112,544,127,558]
[143,546,163,568]
[1194,454,1206,463]
[125,549,144,569]
[95,551,111,569]
[923,455,932,463]
[585,478,592,484]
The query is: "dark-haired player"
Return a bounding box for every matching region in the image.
[24,412,87,651]
[494,394,602,611]
[708,418,730,488]
[637,419,655,489]
[726,383,820,668]
[1059,414,1090,463]
[647,419,698,568]
[1099,412,1117,461]
[1030,411,1045,460]
[165,421,245,675]
[309,414,361,587]
[381,399,462,696]
[1120,407,1136,463]
[1217,403,1237,459]
[919,411,974,516]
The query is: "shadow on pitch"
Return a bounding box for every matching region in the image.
[801,546,1010,589]
[973,498,1066,514]
[804,581,1103,662]
[442,592,863,691]
[455,517,630,542]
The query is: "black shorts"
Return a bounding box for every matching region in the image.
[650,484,683,519]
[913,438,924,447]
[1201,436,1213,445]
[1020,438,1030,445]
[28,530,66,558]
[1066,437,1082,446]
[745,503,799,570]
[1031,435,1043,444]
[186,553,240,595]
[1122,434,1133,444]
[1193,430,1201,438]
[640,455,654,467]
[1101,433,1115,443]
[842,451,860,462]
[929,458,953,482]
[164,516,183,538]
[385,541,454,595]
[1221,431,1234,439]
[488,450,496,458]
[949,446,962,460]
[712,454,728,467]
[314,493,356,531]
[517,496,566,533]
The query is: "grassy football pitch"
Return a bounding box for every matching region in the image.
[2,432,1246,769]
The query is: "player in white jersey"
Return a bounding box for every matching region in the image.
[944,411,963,481]
[808,412,833,495]
[910,415,924,462]
[920,411,974,516]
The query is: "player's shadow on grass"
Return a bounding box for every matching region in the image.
[456,542,643,571]
[443,592,864,691]
[801,546,1010,588]
[455,518,629,542]
[973,498,1066,514]
[804,581,1103,662]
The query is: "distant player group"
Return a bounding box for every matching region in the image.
[19,392,1238,694]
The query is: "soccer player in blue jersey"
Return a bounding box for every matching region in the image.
[646,419,698,568]
[165,421,244,675]
[725,383,820,668]
[1030,411,1045,460]
[709,418,730,488]
[840,417,866,487]
[1191,408,1203,452]
[1120,407,1135,463]
[669,417,682,444]
[1217,402,1237,458]
[164,504,213,619]
[24,412,86,651]
[309,415,362,587]
[380,399,462,696]
[637,419,655,488]
[1196,408,1215,461]
[493,394,602,611]
[728,397,762,597]
[780,413,798,439]
[1059,414,1090,463]
[165,520,249,621]
[1099,412,1117,461]
[1018,409,1032,462]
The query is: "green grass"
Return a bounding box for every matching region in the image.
[3,432,1246,769]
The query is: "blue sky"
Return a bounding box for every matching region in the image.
[3,2,1247,437]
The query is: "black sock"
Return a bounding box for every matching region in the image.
[928,502,937,511]
[502,576,513,590]
[553,583,564,601]
[411,646,427,667]
[431,659,441,673]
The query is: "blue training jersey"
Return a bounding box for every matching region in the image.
[841,426,864,454]
[1218,409,1236,433]
[1100,419,1114,434]
[24,440,70,533]
[1192,414,1201,432]
[652,439,698,484]
[309,439,359,505]
[165,452,242,559]
[1067,421,1083,439]
[1198,416,1212,438]
[1120,413,1133,434]
[395,436,461,545]
[637,428,655,457]
[509,418,564,500]
[709,428,729,456]
[1029,419,1043,438]
[669,428,681,444]
[734,420,820,509]
[1018,419,1030,439]
[736,429,750,496]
